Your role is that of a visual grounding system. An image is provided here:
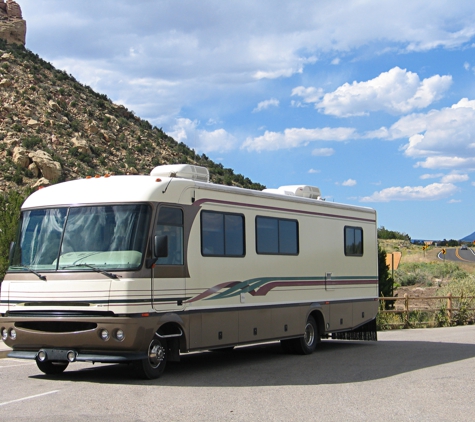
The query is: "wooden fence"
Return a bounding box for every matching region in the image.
[379,294,475,328]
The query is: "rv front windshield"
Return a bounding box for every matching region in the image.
[9,204,151,273]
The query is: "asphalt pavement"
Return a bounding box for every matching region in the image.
[2,326,475,421]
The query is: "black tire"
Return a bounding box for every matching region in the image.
[36,360,69,375]
[134,336,168,379]
[294,315,320,355]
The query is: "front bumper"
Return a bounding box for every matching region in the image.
[0,314,160,360]
[8,348,145,363]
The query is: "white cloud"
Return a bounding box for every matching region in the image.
[293,67,452,117]
[415,157,475,169]
[242,127,356,152]
[291,86,323,104]
[20,1,475,126]
[308,169,321,174]
[311,148,335,156]
[360,183,458,202]
[253,98,279,113]
[420,173,444,180]
[448,199,462,203]
[342,179,357,187]
[440,173,469,183]
[369,98,475,170]
[168,118,237,153]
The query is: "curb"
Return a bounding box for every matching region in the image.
[0,349,11,359]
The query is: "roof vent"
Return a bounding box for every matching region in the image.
[150,164,210,183]
[263,185,321,200]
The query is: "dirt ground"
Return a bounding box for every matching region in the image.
[393,285,441,311]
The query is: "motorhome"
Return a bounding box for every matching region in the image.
[0,164,378,379]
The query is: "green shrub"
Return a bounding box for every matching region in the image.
[0,190,29,281]
[12,123,23,132]
[22,135,43,149]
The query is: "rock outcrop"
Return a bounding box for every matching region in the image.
[0,1,26,45]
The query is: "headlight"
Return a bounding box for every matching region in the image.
[115,329,125,342]
[1,328,7,341]
[100,329,110,341]
[9,329,16,340]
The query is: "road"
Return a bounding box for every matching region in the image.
[438,247,475,263]
[2,326,475,421]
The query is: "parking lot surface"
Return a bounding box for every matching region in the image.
[1,326,475,421]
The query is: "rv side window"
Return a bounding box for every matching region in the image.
[156,207,184,265]
[201,211,245,257]
[256,216,299,255]
[344,226,363,256]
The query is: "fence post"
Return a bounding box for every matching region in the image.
[404,293,409,328]
[447,293,452,323]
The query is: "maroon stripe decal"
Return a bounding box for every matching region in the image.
[185,281,241,303]
[186,278,377,303]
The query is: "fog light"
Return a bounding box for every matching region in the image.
[1,328,7,341]
[67,350,77,362]
[115,329,125,342]
[37,350,47,362]
[9,329,16,340]
[100,329,110,341]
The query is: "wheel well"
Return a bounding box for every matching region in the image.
[309,310,325,338]
[158,322,187,356]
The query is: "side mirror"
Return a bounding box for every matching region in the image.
[147,235,168,269]
[154,235,168,259]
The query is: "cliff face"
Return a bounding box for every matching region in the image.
[0,1,26,45]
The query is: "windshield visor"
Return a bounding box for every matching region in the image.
[9,204,151,272]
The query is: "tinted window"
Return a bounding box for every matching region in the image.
[256,216,298,255]
[156,207,183,265]
[345,226,363,256]
[201,211,244,257]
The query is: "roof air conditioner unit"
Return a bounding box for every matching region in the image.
[264,185,321,200]
[150,164,210,183]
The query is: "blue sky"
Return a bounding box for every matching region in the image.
[18,0,475,240]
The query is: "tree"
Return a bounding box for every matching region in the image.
[0,190,28,281]
[377,226,411,241]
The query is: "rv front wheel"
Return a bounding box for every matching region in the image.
[295,315,319,355]
[36,360,69,375]
[135,336,168,379]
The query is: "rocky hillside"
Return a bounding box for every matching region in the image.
[0,40,265,193]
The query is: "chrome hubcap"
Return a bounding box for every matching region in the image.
[304,322,315,347]
[148,341,165,368]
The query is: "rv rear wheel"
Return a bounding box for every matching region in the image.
[295,315,319,355]
[36,360,69,375]
[135,336,168,379]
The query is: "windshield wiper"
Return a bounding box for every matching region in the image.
[60,264,119,280]
[10,266,47,281]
